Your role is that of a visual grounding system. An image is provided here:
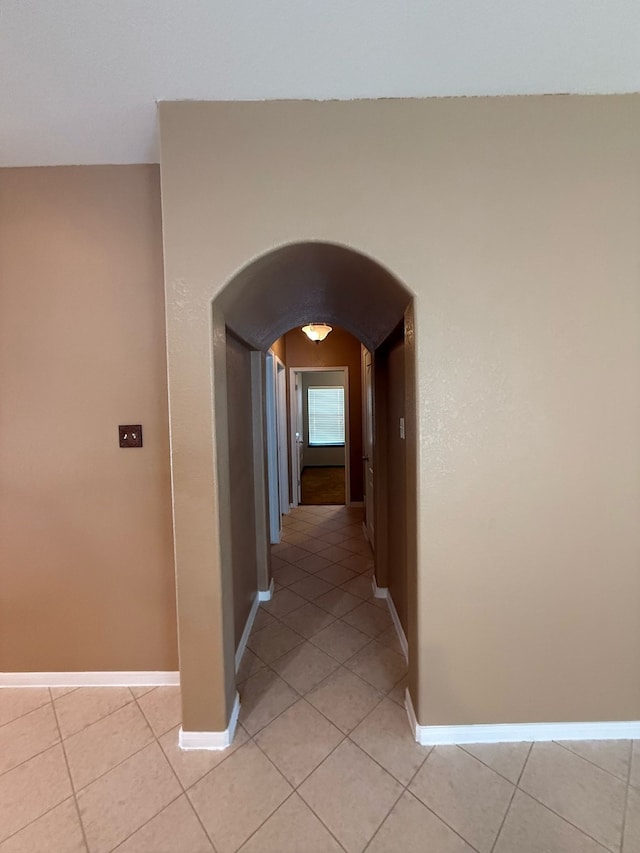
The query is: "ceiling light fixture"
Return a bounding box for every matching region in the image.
[301,323,333,343]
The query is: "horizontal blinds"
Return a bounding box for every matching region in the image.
[308,386,345,446]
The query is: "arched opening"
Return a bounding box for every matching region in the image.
[174,240,418,745]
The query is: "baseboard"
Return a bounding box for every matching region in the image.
[235,594,260,672]
[258,579,275,601]
[405,689,640,745]
[0,671,180,688]
[349,501,364,508]
[179,692,241,751]
[372,576,408,662]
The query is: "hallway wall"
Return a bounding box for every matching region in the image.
[160,96,640,730]
[226,331,259,645]
[0,165,177,672]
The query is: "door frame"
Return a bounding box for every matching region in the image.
[289,366,351,507]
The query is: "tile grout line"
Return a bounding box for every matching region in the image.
[514,749,621,853]
[249,736,350,852]
[552,739,633,784]
[488,741,533,853]
[128,691,221,853]
[49,687,91,853]
[619,739,633,852]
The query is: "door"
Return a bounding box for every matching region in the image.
[363,348,374,544]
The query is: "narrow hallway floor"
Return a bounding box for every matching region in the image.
[0,505,638,852]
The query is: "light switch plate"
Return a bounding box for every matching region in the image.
[399,417,405,440]
[119,425,143,448]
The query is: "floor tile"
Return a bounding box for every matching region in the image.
[314,587,363,617]
[293,553,334,573]
[0,745,72,843]
[136,686,182,737]
[0,798,86,853]
[288,575,335,602]
[236,649,266,685]
[461,741,531,784]
[64,700,154,790]
[270,641,340,694]
[238,668,298,735]
[344,641,406,692]
[54,688,133,739]
[318,545,353,563]
[375,625,403,657]
[0,688,50,727]
[188,741,291,853]
[556,739,631,781]
[238,793,343,852]
[367,791,474,853]
[252,608,276,631]
[314,563,358,586]
[631,741,640,789]
[339,554,374,573]
[341,601,392,638]
[261,588,307,618]
[0,703,59,775]
[350,697,430,785]
[159,723,248,788]
[280,601,336,639]
[298,739,402,853]
[340,575,375,599]
[247,622,304,664]
[295,537,332,554]
[77,742,181,853]
[410,745,514,853]
[113,795,213,853]
[129,686,156,699]
[51,687,80,699]
[519,742,626,851]
[271,544,311,563]
[306,668,383,733]
[624,784,640,853]
[271,563,308,587]
[494,789,609,853]
[255,699,343,786]
[387,674,408,706]
[310,620,370,663]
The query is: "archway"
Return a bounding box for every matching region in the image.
[173,240,418,746]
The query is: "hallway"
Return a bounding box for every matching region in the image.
[0,507,638,851]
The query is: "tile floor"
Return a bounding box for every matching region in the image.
[1,505,639,852]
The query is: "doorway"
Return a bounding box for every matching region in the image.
[290,367,350,508]
[266,352,290,543]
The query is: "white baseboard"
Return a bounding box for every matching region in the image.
[258,579,275,601]
[179,692,241,751]
[405,689,640,745]
[235,581,274,672]
[372,576,408,662]
[0,671,179,688]
[235,594,260,672]
[350,501,364,508]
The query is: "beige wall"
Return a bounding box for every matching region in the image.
[160,96,640,728]
[284,327,363,502]
[0,165,177,672]
[226,331,259,645]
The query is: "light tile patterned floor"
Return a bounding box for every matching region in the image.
[1,505,639,851]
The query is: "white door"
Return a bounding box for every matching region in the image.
[363,348,374,544]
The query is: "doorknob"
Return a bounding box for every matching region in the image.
[362,456,369,461]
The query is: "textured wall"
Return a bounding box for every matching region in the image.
[160,96,640,728]
[0,165,177,672]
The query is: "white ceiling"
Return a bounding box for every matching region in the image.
[3,0,640,166]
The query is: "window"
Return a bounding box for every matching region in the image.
[308,386,345,446]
